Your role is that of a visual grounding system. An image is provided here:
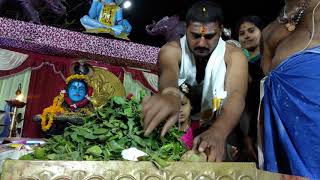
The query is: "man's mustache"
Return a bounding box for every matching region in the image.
[194,47,209,51]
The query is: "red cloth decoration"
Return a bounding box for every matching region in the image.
[23,64,67,137]
[0,48,72,78]
[0,48,72,138]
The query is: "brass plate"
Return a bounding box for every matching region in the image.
[1,160,308,180]
[89,67,125,107]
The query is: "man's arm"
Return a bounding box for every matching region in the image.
[193,45,248,161]
[143,41,182,136]
[157,41,181,91]
[211,46,248,137]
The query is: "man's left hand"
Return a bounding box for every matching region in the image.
[193,127,227,162]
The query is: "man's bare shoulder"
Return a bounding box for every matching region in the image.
[159,40,182,64]
[160,40,181,53]
[225,43,243,54]
[225,43,246,64]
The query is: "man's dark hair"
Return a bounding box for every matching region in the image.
[235,16,265,37]
[186,0,224,26]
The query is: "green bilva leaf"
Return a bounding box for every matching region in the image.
[47,154,58,160]
[84,155,95,160]
[70,151,80,160]
[128,118,134,134]
[93,128,108,135]
[19,154,34,160]
[149,152,170,169]
[98,135,108,142]
[119,123,128,129]
[34,147,46,160]
[102,121,113,128]
[52,135,64,142]
[86,146,102,157]
[131,135,146,147]
[71,133,82,142]
[139,90,146,100]
[159,143,174,152]
[77,128,90,136]
[84,133,97,140]
[97,110,107,118]
[124,108,133,117]
[113,96,125,105]
[109,140,125,152]
[22,92,187,162]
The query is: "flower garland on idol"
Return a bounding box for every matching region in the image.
[41,74,93,131]
[40,93,65,131]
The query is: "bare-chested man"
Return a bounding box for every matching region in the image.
[142,0,248,162]
[261,0,320,179]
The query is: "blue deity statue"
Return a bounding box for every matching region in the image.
[62,62,95,112]
[80,0,132,39]
[67,81,87,103]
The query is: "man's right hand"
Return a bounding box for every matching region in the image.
[142,93,180,137]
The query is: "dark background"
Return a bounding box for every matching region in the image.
[124,0,284,47]
[1,0,284,47]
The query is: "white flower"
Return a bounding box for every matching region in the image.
[121,147,147,161]
[181,84,189,94]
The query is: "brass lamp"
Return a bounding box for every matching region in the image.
[5,84,26,138]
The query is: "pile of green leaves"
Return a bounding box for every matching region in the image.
[21,92,187,167]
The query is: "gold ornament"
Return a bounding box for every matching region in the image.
[286,23,296,31]
[88,67,125,107]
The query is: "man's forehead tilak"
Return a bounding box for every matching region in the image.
[190,23,219,35]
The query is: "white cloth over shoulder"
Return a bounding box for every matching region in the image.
[0,48,29,70]
[178,35,227,116]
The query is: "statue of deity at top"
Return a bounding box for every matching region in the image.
[80,0,132,39]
